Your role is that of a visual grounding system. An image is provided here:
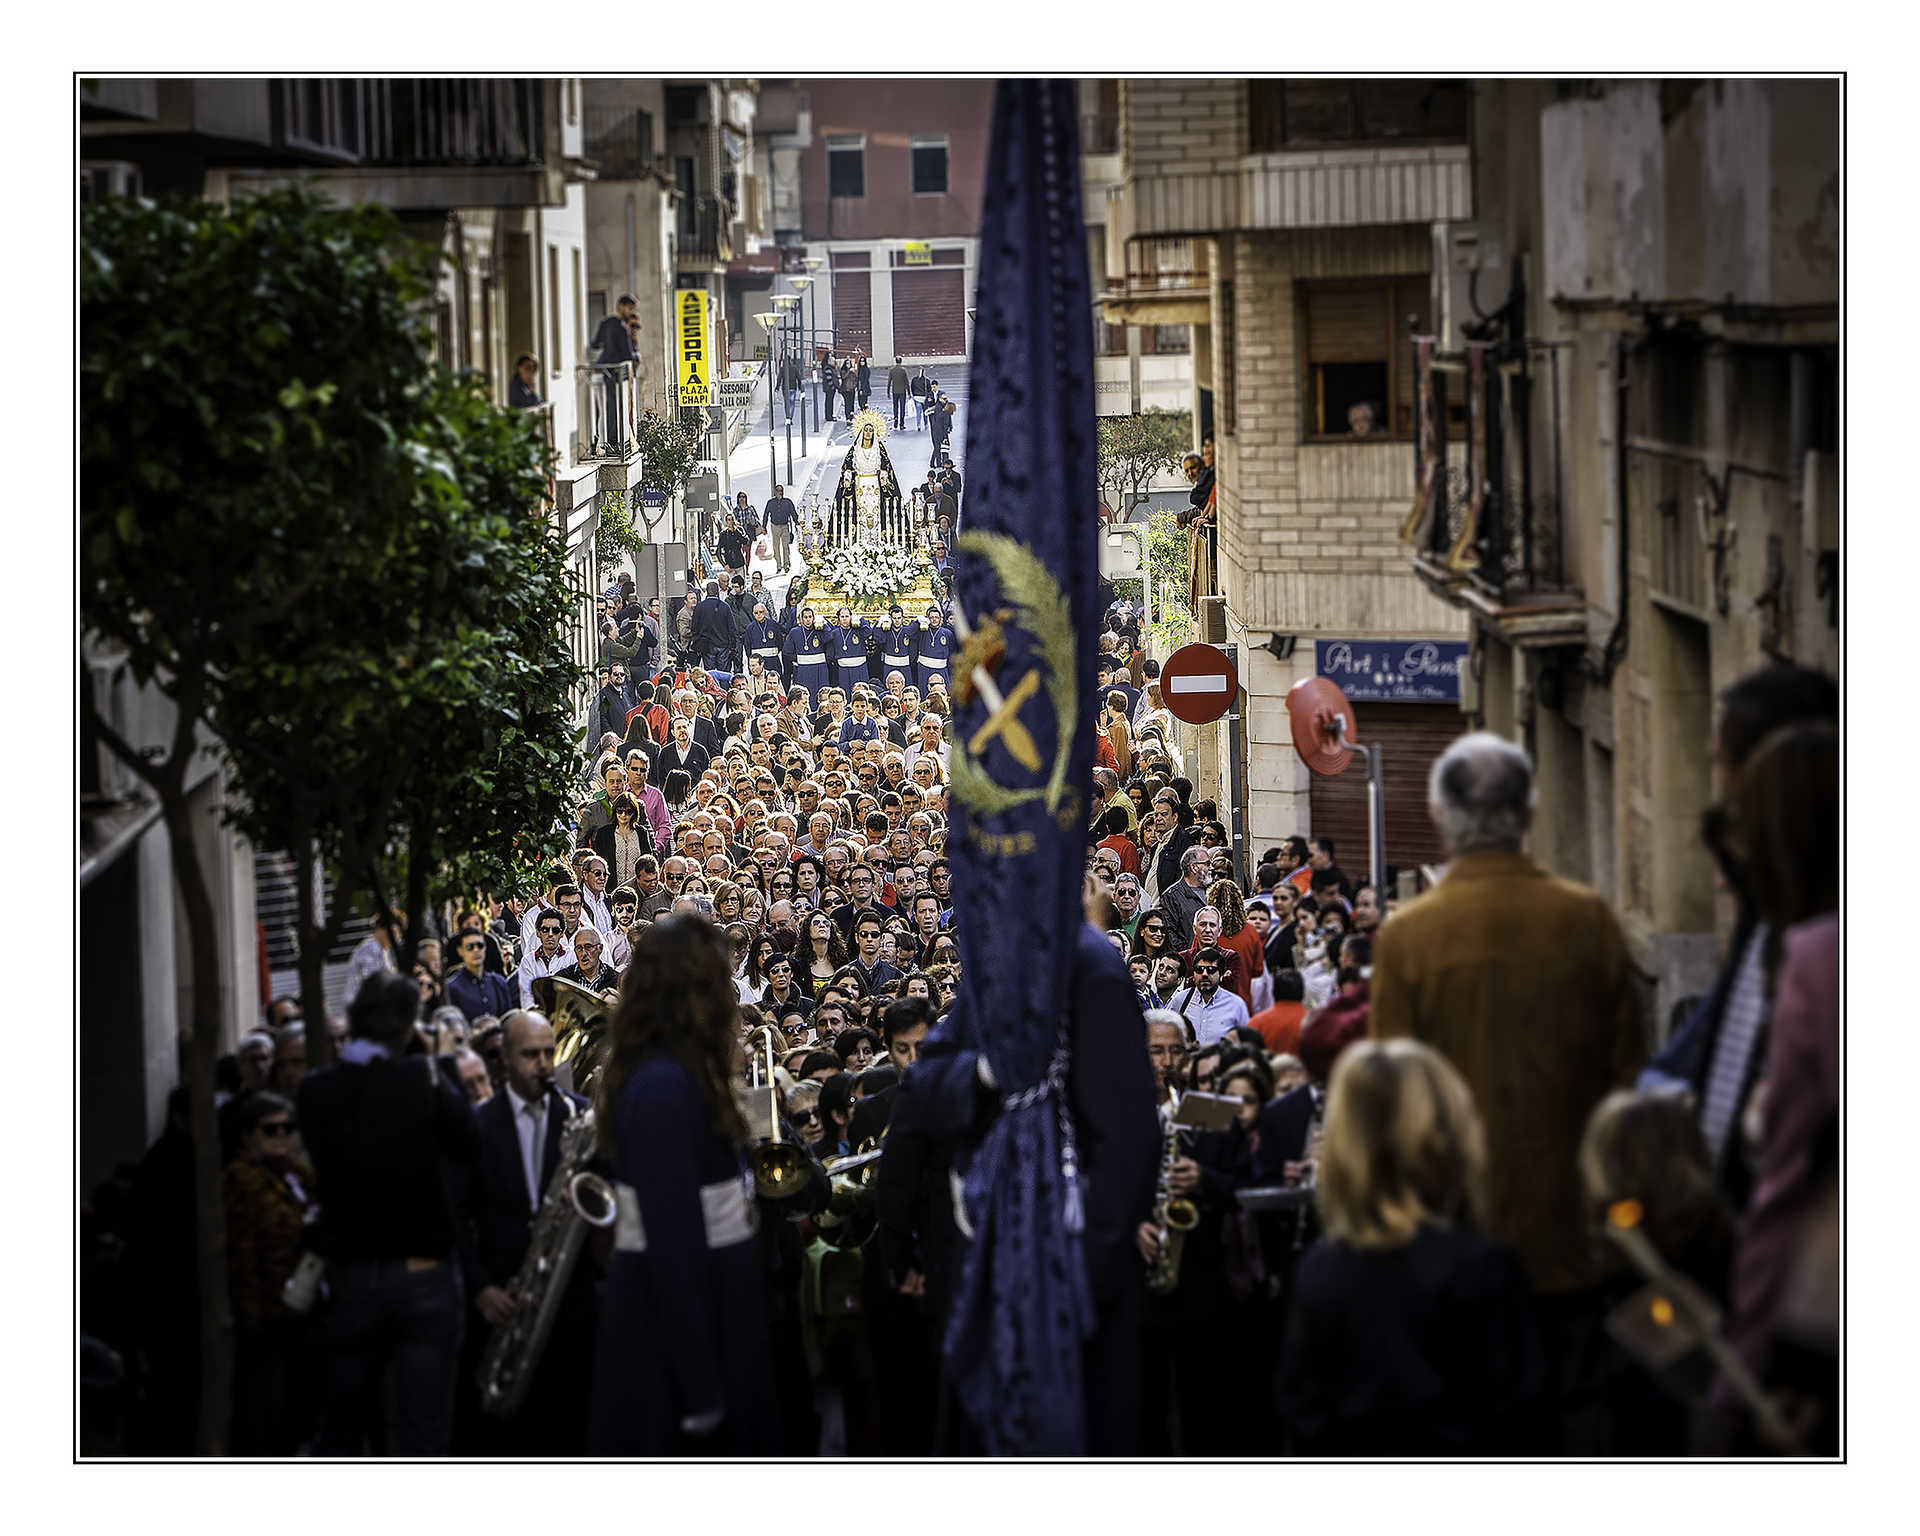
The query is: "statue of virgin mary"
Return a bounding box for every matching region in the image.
[834,408,904,539]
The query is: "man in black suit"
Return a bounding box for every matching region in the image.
[458,1008,594,1454]
[691,580,740,673]
[829,865,888,952]
[670,687,724,758]
[849,997,932,1148]
[845,913,903,998]
[655,713,711,785]
[299,973,477,1456]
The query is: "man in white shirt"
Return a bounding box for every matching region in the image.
[1167,947,1250,1047]
[516,907,574,1010]
[902,713,950,776]
[575,854,613,936]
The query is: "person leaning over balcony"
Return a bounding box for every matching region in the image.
[590,296,639,446]
[509,354,542,410]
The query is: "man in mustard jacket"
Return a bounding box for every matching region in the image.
[1369,732,1645,1451]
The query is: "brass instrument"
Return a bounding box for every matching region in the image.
[1146,1091,1199,1297]
[746,1031,813,1201]
[816,1141,884,1250]
[533,975,620,1097]
[476,1106,618,1419]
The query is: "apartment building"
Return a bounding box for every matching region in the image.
[1403,79,1839,1024]
[1102,79,1475,872]
[792,78,994,365]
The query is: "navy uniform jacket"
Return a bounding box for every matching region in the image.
[837,714,881,750]
[904,619,956,694]
[901,922,1160,1452]
[782,623,831,697]
[744,618,784,674]
[826,623,870,689]
[867,619,915,690]
[587,1053,780,1455]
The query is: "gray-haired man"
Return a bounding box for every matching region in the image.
[1157,845,1214,954]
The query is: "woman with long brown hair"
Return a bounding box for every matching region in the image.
[588,916,779,1454]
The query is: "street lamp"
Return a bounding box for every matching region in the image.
[753,310,780,498]
[801,257,824,432]
[774,291,801,484]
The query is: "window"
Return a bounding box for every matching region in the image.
[280,79,364,158]
[1218,281,1235,435]
[1248,79,1470,153]
[1298,277,1431,437]
[548,245,561,376]
[572,249,585,362]
[828,135,865,198]
[910,135,949,196]
[1152,325,1190,355]
[1096,322,1129,357]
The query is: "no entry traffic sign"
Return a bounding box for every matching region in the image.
[1159,643,1240,725]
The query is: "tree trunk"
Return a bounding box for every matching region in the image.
[293,836,337,1071]
[162,798,235,1458]
[401,816,430,975]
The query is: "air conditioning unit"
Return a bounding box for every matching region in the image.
[1197,594,1228,645]
[80,160,142,203]
[1432,220,1508,352]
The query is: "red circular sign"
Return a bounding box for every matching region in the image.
[1159,643,1240,725]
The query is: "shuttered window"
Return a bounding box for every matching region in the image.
[1299,277,1429,438]
[830,252,872,357]
[1306,702,1466,877]
[892,268,966,356]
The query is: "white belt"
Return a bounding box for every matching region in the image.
[752,645,779,658]
[795,652,825,666]
[883,653,910,669]
[612,1174,757,1253]
[918,653,949,668]
[837,656,866,669]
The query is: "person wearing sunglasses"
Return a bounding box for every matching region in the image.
[516,906,575,1009]
[222,1090,319,1453]
[1130,913,1175,965]
[785,1080,827,1154]
[1165,946,1249,1047]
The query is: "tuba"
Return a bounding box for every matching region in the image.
[533,975,620,1098]
[476,1106,617,1418]
[816,1140,884,1250]
[478,978,619,1418]
[1145,1092,1200,1297]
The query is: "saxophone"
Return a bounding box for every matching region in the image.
[1145,1093,1200,1297]
[476,1106,617,1419]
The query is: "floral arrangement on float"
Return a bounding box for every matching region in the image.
[817,542,922,604]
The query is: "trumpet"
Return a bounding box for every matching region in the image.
[746,1030,814,1201]
[816,1142,885,1250]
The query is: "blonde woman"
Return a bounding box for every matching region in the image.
[1276,1039,1546,1455]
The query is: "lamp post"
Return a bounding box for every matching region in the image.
[786,278,810,459]
[753,310,780,499]
[774,290,801,485]
[801,257,824,432]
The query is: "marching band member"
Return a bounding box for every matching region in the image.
[587,917,780,1454]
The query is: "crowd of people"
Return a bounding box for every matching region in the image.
[79,498,1838,1464]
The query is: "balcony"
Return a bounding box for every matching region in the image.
[227,79,563,210]
[577,362,638,462]
[676,193,735,271]
[1127,142,1471,238]
[1408,342,1586,649]
[1099,234,1211,327]
[583,102,654,181]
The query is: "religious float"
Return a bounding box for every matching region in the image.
[797,408,943,620]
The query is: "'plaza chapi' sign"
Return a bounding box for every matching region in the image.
[1315,639,1468,703]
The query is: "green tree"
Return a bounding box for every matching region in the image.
[632,409,706,538]
[81,187,581,1451]
[1096,407,1192,519]
[83,187,455,1453]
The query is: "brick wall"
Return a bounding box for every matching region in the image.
[1213,226,1462,638]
